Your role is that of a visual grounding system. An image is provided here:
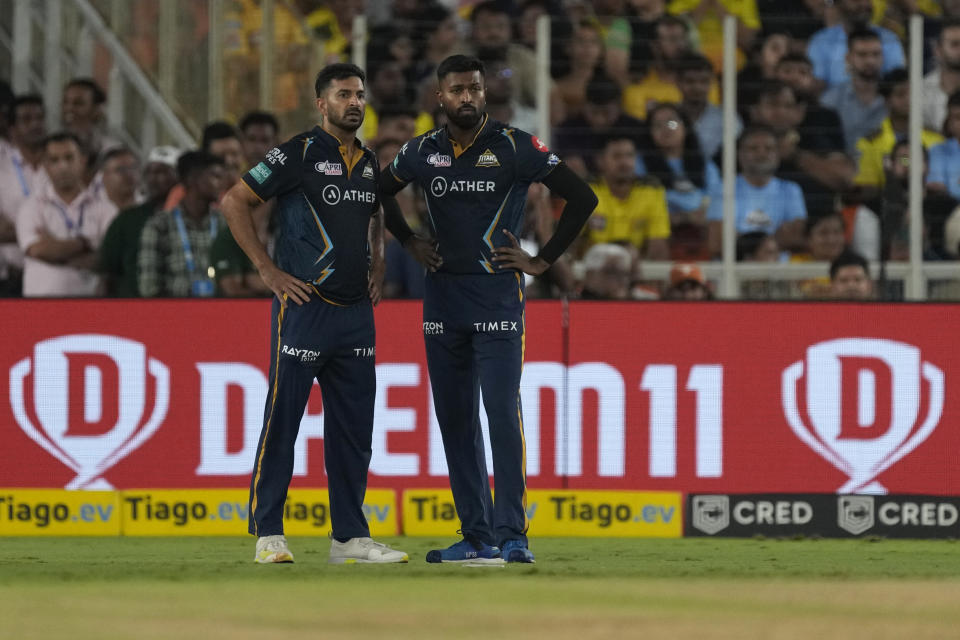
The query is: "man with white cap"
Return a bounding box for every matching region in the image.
[99,145,180,296]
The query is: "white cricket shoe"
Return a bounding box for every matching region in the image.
[254,535,294,564]
[329,537,409,564]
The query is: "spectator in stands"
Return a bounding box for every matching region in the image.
[707,125,807,257]
[239,111,280,170]
[623,15,704,120]
[363,58,434,143]
[411,4,464,85]
[636,102,721,257]
[755,0,824,42]
[61,78,120,162]
[829,249,873,299]
[821,29,888,153]
[591,0,634,87]
[0,79,13,145]
[880,139,959,260]
[480,49,539,135]
[737,231,779,262]
[99,147,141,211]
[578,242,633,299]
[853,68,943,197]
[773,55,853,213]
[302,0,357,63]
[676,52,740,160]
[555,21,605,119]
[0,95,48,296]
[806,0,905,90]
[374,106,419,147]
[99,146,179,297]
[139,151,227,298]
[928,92,960,202]
[626,0,667,79]
[663,261,712,300]
[555,73,644,177]
[586,135,670,260]
[792,213,848,266]
[202,121,246,186]
[736,29,791,121]
[468,1,542,109]
[923,18,960,133]
[922,0,960,71]
[16,132,118,297]
[667,0,760,72]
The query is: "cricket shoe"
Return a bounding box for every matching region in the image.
[329,537,409,564]
[501,539,535,563]
[425,535,505,565]
[254,535,294,564]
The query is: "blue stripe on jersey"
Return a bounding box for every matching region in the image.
[303,193,333,264]
[482,185,514,250]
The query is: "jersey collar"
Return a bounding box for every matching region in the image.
[446,113,490,159]
[313,125,366,177]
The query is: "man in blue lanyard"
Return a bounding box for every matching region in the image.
[221,63,408,565]
[138,152,226,298]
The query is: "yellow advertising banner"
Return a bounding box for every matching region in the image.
[0,489,121,536]
[402,489,682,537]
[120,489,398,536]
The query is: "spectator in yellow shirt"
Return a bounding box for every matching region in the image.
[669,0,760,70]
[585,135,671,259]
[854,68,943,197]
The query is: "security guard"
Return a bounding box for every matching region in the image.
[222,63,407,565]
[380,55,597,564]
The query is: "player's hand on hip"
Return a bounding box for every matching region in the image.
[259,263,311,306]
[492,229,549,276]
[368,257,385,306]
[404,235,443,272]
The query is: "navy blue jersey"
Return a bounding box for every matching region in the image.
[388,115,560,275]
[241,127,379,304]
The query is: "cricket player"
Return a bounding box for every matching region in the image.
[379,55,598,563]
[221,63,407,565]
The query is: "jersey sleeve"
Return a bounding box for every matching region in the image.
[513,129,561,183]
[241,138,302,201]
[387,138,419,185]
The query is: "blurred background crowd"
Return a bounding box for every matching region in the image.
[2,0,959,302]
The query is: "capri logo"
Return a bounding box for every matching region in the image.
[9,335,170,489]
[781,338,944,494]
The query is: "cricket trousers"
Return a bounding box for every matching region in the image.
[424,270,529,547]
[248,293,376,539]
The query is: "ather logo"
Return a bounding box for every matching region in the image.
[9,335,170,489]
[782,338,944,494]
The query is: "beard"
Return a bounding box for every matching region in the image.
[855,67,881,82]
[944,57,960,73]
[327,107,364,132]
[445,103,483,129]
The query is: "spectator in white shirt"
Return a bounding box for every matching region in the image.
[16,132,118,297]
[0,95,48,295]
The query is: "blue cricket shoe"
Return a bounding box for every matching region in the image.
[426,533,504,565]
[501,539,535,563]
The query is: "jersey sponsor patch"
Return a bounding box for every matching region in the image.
[362,164,375,179]
[531,135,549,152]
[266,147,287,165]
[475,149,500,168]
[249,162,272,184]
[315,161,343,175]
[427,152,452,167]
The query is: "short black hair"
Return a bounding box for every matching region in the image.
[101,146,137,165]
[437,55,485,82]
[10,94,44,124]
[239,110,279,134]
[586,72,622,105]
[43,131,84,152]
[805,212,844,236]
[754,79,794,104]
[314,63,366,98]
[675,53,715,78]
[737,124,778,149]
[879,67,909,99]
[656,14,690,34]
[377,104,418,122]
[776,52,813,69]
[830,249,869,280]
[470,0,508,22]
[848,27,881,50]
[736,231,773,261]
[600,134,637,152]
[177,150,225,183]
[201,121,240,152]
[65,78,106,105]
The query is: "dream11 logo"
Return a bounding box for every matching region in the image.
[782,338,944,494]
[9,335,169,489]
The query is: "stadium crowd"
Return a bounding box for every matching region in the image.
[2,0,959,301]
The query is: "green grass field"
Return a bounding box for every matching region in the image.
[2,537,959,639]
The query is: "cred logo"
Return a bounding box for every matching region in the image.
[781,338,944,494]
[9,335,170,489]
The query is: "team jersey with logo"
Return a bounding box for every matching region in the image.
[241,126,379,304]
[388,115,560,275]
